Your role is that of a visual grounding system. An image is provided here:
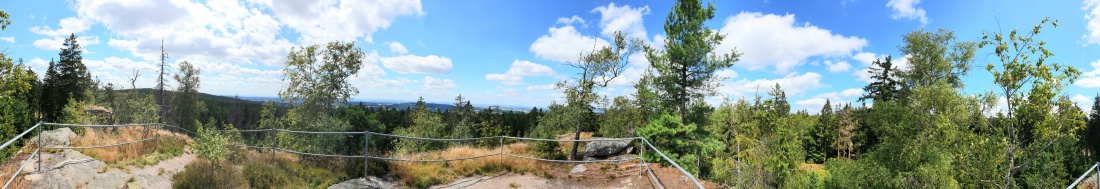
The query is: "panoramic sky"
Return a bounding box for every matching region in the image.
[3,0,1100,112]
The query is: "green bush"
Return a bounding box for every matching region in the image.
[242,160,290,189]
[783,170,825,189]
[173,159,248,189]
[637,113,721,175]
[823,159,889,189]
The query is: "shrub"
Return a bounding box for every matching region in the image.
[823,159,889,189]
[783,170,825,189]
[173,159,248,189]
[242,160,290,189]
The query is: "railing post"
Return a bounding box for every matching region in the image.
[37,122,43,172]
[498,136,504,165]
[271,129,277,161]
[638,138,644,175]
[369,131,374,179]
[154,124,160,153]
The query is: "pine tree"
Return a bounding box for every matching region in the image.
[646,0,739,125]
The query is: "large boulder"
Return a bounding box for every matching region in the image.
[29,128,75,147]
[582,138,633,159]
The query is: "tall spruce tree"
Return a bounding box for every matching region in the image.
[41,34,92,122]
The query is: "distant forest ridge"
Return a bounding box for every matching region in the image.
[122,88,539,113]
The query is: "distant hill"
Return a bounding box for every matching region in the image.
[233,95,536,113]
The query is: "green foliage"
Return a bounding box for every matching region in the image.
[448,95,476,141]
[279,41,364,117]
[0,53,41,160]
[0,10,10,30]
[823,158,890,189]
[476,119,506,148]
[638,113,721,176]
[898,28,976,90]
[530,102,583,159]
[783,170,825,189]
[646,0,739,123]
[556,30,644,159]
[1086,94,1100,162]
[41,34,94,122]
[193,120,232,167]
[973,17,1085,188]
[173,61,204,132]
[173,159,248,189]
[394,97,449,153]
[61,98,93,135]
[859,56,901,103]
[807,100,835,163]
[598,96,642,138]
[112,83,160,124]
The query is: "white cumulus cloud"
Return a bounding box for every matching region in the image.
[592,2,649,39]
[389,42,408,54]
[485,60,556,85]
[423,76,456,91]
[887,0,929,25]
[557,15,586,26]
[381,54,453,74]
[825,60,852,73]
[1086,0,1100,45]
[718,72,827,98]
[1072,94,1094,110]
[0,37,13,43]
[261,0,423,44]
[716,12,868,73]
[530,25,610,63]
[794,88,865,113]
[1075,59,1100,88]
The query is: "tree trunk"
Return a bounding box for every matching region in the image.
[570,121,582,160]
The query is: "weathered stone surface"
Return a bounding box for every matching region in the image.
[24,149,109,189]
[582,138,633,158]
[29,128,75,147]
[328,176,399,189]
[570,164,587,174]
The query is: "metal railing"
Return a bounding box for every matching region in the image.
[1,122,173,189]
[1068,162,1100,189]
[0,122,705,189]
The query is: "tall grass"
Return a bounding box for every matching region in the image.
[389,142,548,188]
[70,126,190,168]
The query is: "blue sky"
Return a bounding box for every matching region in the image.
[2,0,1100,112]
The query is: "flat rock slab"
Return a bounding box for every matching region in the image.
[571,164,587,174]
[328,176,399,189]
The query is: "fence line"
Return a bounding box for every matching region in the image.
[1,122,705,189]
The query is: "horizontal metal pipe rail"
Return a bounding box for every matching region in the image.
[1,122,42,189]
[641,138,705,189]
[3,148,38,189]
[1068,162,1099,189]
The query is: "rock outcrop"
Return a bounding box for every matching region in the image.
[28,127,75,147]
[328,176,399,189]
[581,138,633,160]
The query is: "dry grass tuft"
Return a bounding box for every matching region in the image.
[390,142,548,188]
[71,126,191,166]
